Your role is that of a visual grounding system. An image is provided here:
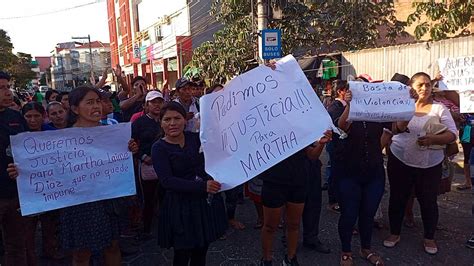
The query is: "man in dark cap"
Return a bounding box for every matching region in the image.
[174,77,200,132]
[98,88,119,125]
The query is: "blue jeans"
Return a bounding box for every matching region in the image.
[337,167,385,252]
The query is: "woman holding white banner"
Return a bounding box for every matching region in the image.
[62,86,138,265]
[9,86,140,266]
[336,86,395,266]
[384,72,457,255]
[151,102,227,266]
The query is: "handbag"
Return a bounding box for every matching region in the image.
[140,162,158,180]
[422,116,459,156]
[438,157,454,194]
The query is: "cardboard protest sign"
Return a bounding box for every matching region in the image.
[348,81,415,122]
[438,56,474,91]
[460,90,474,113]
[10,123,136,216]
[199,55,335,191]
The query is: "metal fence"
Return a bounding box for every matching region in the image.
[341,35,474,81]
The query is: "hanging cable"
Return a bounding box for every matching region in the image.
[0,0,105,20]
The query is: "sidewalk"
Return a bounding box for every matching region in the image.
[121,174,473,266]
[2,158,472,265]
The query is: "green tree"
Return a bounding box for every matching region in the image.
[0,29,17,70]
[188,1,406,83]
[0,29,37,88]
[39,66,52,86]
[9,52,36,89]
[408,1,474,40]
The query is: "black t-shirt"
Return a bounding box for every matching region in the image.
[340,121,390,180]
[132,114,162,158]
[0,108,28,199]
[259,149,308,187]
[327,99,345,125]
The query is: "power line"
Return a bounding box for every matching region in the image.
[0,0,105,20]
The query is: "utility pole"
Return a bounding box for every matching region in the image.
[257,0,268,64]
[88,34,94,76]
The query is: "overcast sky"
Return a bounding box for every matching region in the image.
[1,0,110,57]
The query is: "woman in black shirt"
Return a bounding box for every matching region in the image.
[337,89,391,266]
[151,102,227,265]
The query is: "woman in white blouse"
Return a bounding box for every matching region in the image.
[383,72,457,255]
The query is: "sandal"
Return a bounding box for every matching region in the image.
[456,184,472,191]
[328,204,341,213]
[424,239,438,255]
[383,235,400,248]
[229,219,246,230]
[254,220,263,229]
[278,220,285,229]
[340,254,354,266]
[361,251,384,266]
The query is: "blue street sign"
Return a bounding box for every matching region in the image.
[262,29,282,60]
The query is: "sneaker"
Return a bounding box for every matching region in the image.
[282,255,299,266]
[466,235,474,249]
[260,259,273,266]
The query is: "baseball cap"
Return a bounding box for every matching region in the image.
[145,90,164,102]
[97,88,113,99]
[175,77,196,90]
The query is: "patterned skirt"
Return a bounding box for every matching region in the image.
[59,200,121,253]
[158,192,227,250]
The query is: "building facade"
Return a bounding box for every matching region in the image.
[50,41,111,90]
[106,0,219,90]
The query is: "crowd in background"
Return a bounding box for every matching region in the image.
[0,64,473,266]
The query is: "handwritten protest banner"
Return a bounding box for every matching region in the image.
[10,123,136,216]
[348,81,415,122]
[199,55,335,191]
[438,55,474,91]
[460,90,474,113]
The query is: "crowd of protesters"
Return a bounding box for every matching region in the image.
[0,61,473,266]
